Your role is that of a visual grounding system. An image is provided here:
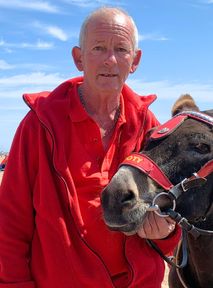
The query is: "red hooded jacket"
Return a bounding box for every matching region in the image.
[0,77,180,288]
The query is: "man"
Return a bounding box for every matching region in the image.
[0,7,180,288]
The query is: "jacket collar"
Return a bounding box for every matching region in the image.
[23,76,156,126]
[23,77,157,173]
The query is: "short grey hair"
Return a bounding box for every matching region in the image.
[79,7,139,52]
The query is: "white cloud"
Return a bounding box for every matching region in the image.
[19,63,54,71]
[62,0,94,8]
[0,59,15,70]
[0,105,26,111]
[0,40,6,46]
[46,26,68,41]
[0,72,65,92]
[0,39,54,50]
[127,78,213,103]
[33,22,69,41]
[138,33,168,42]
[127,78,213,123]
[1,72,212,106]
[29,40,54,49]
[0,0,59,13]
[0,73,212,151]
[61,0,122,8]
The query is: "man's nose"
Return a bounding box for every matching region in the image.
[104,50,117,66]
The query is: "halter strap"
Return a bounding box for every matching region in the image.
[120,154,213,197]
[150,111,213,141]
[195,159,213,179]
[120,110,213,190]
[120,153,173,190]
[176,110,213,126]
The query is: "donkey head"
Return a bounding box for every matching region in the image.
[101,95,213,234]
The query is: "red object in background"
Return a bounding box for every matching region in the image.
[0,155,8,170]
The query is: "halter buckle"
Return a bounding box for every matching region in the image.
[148,192,176,218]
[180,178,188,192]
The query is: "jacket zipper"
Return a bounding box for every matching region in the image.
[24,101,116,287]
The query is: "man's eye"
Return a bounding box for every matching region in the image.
[116,47,128,53]
[93,46,104,51]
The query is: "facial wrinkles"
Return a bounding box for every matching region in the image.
[87,15,134,51]
[82,16,135,91]
[98,24,133,49]
[95,35,130,79]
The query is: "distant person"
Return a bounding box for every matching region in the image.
[0,7,180,288]
[0,155,8,171]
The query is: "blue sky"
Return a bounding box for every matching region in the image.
[0,0,213,152]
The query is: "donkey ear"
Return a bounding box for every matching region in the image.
[142,126,158,148]
[171,94,200,116]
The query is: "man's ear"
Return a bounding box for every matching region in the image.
[72,46,83,71]
[130,49,142,74]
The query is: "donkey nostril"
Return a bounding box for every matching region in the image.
[120,190,136,205]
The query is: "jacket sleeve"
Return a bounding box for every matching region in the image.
[0,112,38,287]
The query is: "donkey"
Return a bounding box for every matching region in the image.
[101,94,213,287]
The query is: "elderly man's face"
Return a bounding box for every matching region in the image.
[74,13,141,95]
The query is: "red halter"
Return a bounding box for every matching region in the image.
[120,111,213,192]
[120,153,173,190]
[120,111,213,262]
[120,153,213,192]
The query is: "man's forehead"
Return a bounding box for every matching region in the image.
[87,12,129,29]
[114,14,127,25]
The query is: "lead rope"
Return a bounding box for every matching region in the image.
[146,229,188,269]
[147,231,189,287]
[175,235,189,288]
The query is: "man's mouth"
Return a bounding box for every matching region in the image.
[99,73,117,77]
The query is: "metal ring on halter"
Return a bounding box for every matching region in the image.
[151,192,176,218]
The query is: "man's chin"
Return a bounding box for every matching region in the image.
[97,78,120,90]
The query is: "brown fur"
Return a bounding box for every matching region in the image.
[171,94,200,116]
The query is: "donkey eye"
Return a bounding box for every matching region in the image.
[193,143,210,154]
